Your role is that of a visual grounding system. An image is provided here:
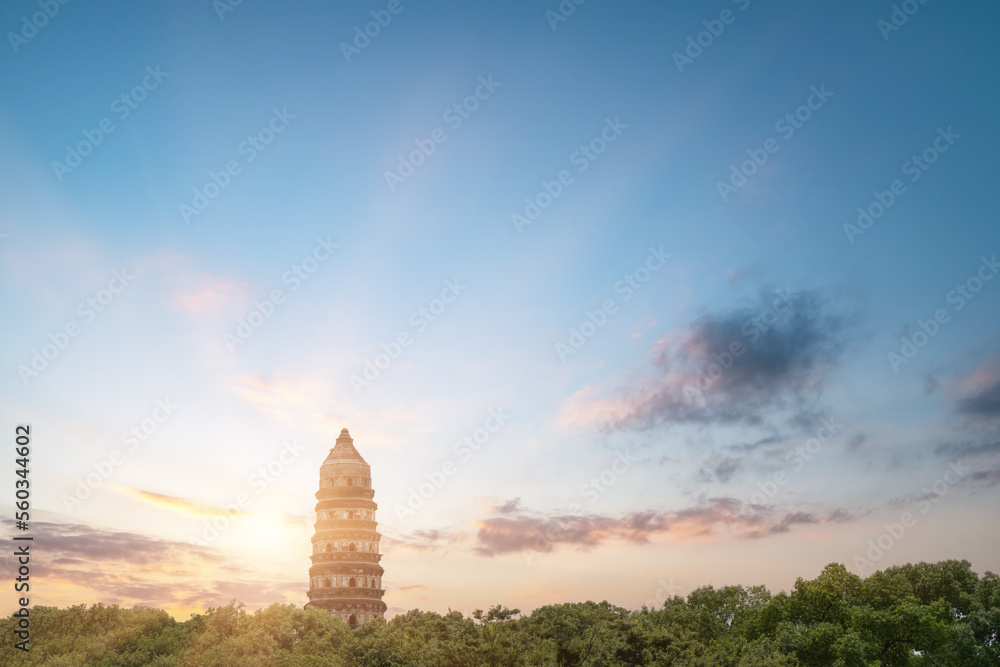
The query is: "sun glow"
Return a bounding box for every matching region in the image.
[247,512,283,544]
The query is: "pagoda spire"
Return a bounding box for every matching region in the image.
[327,428,368,464]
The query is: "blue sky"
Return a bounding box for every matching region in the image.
[1,0,999,617]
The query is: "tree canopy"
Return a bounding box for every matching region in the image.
[3,560,997,666]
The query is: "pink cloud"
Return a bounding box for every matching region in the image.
[171,272,248,313]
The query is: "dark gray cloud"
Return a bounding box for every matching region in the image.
[845,434,868,452]
[968,464,1000,487]
[727,434,784,453]
[957,376,1000,419]
[606,289,847,431]
[697,456,742,483]
[493,498,523,514]
[923,369,940,395]
[934,437,1000,459]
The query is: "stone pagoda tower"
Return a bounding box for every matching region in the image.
[305,428,386,627]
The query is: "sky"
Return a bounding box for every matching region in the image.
[1,0,999,620]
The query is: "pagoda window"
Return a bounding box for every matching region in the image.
[349,577,356,587]
[349,543,356,552]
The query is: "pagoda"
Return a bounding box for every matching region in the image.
[305,428,386,627]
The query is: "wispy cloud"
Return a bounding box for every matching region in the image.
[170,272,248,313]
[381,528,466,553]
[112,486,241,519]
[110,486,310,528]
[231,374,341,429]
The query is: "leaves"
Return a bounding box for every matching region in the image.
[2,561,997,666]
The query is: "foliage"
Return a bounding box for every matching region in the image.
[2,560,997,666]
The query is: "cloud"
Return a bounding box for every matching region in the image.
[697,456,742,483]
[230,374,378,440]
[968,464,1000,488]
[170,272,248,313]
[932,361,1000,461]
[0,518,305,616]
[956,362,1000,420]
[923,369,940,395]
[111,486,247,519]
[385,606,408,621]
[726,434,785,453]
[110,486,310,530]
[934,438,1000,459]
[381,528,466,553]
[845,434,867,452]
[473,499,863,556]
[492,498,523,514]
[232,374,329,426]
[570,289,846,432]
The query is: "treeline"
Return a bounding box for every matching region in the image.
[2,560,997,666]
